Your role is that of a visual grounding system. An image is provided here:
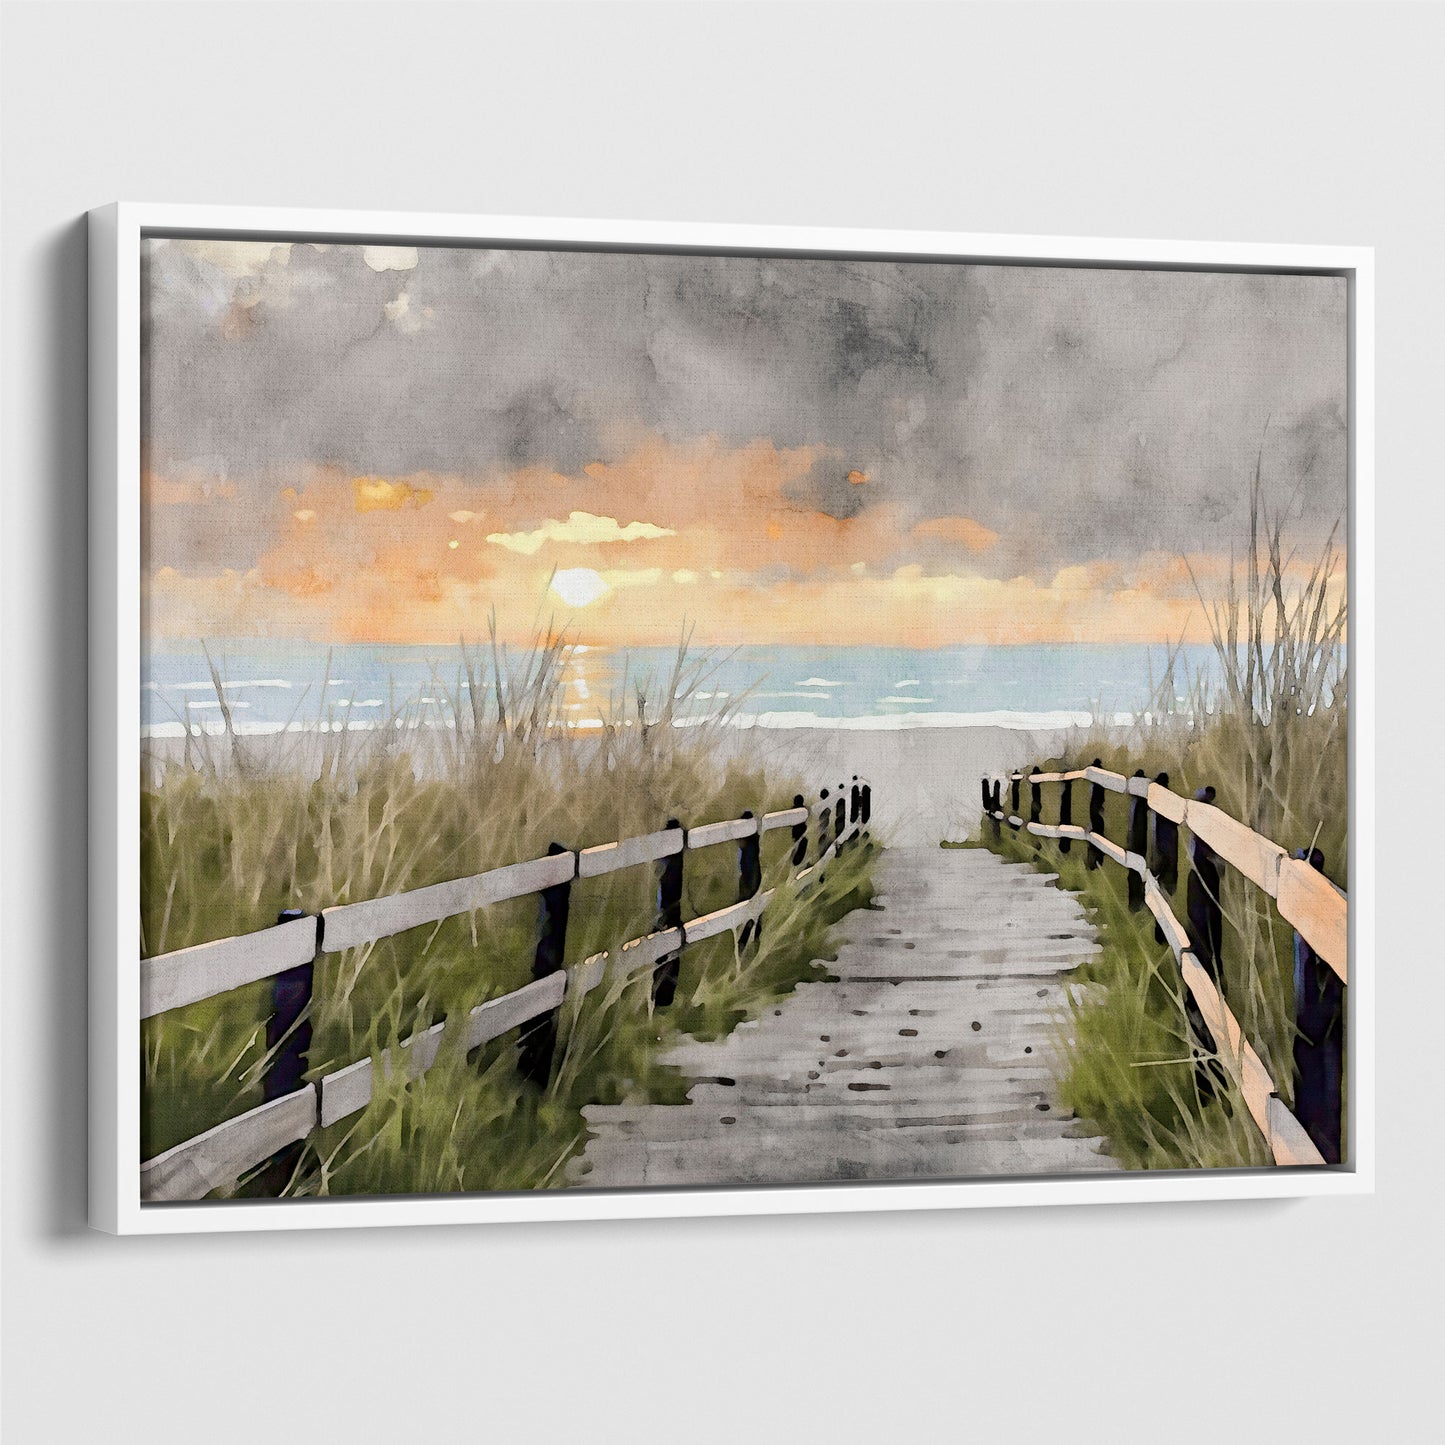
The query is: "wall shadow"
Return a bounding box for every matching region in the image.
[35,215,92,1239]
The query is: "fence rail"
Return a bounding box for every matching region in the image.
[984,762,1347,1167]
[141,780,873,1203]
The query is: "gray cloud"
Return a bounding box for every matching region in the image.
[142,239,1346,575]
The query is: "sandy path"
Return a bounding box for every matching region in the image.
[710,722,1078,847]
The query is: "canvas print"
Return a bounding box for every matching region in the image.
[138,237,1349,1204]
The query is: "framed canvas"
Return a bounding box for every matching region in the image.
[89,204,1374,1234]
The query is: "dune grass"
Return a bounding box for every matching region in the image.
[980,493,1347,1171]
[141,630,876,1196]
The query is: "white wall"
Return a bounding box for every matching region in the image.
[3,4,1438,1440]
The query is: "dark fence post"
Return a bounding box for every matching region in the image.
[1086,759,1106,870]
[860,781,872,828]
[1184,784,1227,1101]
[1127,769,1148,911]
[834,786,846,849]
[739,811,762,899]
[1185,786,1223,982]
[1029,767,1042,826]
[737,811,762,951]
[1010,771,1022,818]
[264,908,315,1103]
[1058,775,1073,853]
[1151,772,1179,894]
[651,820,685,1008]
[988,778,1001,840]
[1292,847,1343,1163]
[518,842,573,1083]
[850,776,861,835]
[816,788,832,859]
[1150,771,1179,945]
[791,793,808,867]
[252,907,318,1193]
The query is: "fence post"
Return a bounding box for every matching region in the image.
[1151,772,1179,893]
[850,776,861,837]
[816,788,832,859]
[1127,769,1148,911]
[860,780,872,828]
[1029,767,1041,826]
[1292,846,1343,1163]
[1185,786,1223,982]
[1179,786,1227,1102]
[738,810,762,951]
[264,908,315,1103]
[1009,771,1022,824]
[651,819,685,1008]
[1150,770,1179,944]
[1058,774,1073,853]
[1086,759,1106,870]
[518,842,573,1083]
[988,778,1002,840]
[834,786,847,850]
[791,792,808,866]
[252,907,317,1193]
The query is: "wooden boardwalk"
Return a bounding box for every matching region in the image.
[570,846,1119,1188]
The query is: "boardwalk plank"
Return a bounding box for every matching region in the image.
[571,847,1118,1188]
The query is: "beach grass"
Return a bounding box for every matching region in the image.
[980,492,1347,1171]
[140,629,876,1194]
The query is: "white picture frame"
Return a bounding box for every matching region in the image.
[89,203,1375,1235]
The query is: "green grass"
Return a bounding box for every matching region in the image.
[984,823,1272,1170]
[976,486,1346,1171]
[141,630,877,1195]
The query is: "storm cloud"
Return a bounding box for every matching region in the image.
[142,237,1347,584]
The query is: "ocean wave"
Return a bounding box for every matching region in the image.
[878,695,935,704]
[756,691,833,701]
[713,708,1136,732]
[795,677,843,687]
[168,678,293,691]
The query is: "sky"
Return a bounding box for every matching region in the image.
[141,238,1348,648]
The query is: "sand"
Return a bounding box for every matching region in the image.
[712,723,1081,847]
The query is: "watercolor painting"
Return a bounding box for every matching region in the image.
[138,237,1349,1203]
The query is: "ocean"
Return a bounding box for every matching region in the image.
[141,640,1220,739]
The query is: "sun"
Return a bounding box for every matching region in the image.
[550,568,611,609]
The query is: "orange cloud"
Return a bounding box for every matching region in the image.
[353,476,434,512]
[911,515,1000,553]
[262,565,334,598]
[485,511,675,555]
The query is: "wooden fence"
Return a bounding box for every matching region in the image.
[982,763,1347,1168]
[141,778,874,1203]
